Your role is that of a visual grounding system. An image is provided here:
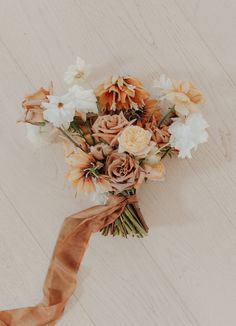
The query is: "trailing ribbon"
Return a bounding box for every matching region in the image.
[0,195,137,326]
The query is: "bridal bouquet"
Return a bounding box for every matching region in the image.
[0,57,208,325]
[21,57,208,238]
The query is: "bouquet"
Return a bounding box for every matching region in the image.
[0,57,208,325]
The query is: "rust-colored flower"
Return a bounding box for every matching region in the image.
[66,149,111,193]
[140,98,161,126]
[20,82,53,124]
[92,111,133,145]
[95,75,150,114]
[145,116,170,146]
[106,152,145,192]
[90,143,112,160]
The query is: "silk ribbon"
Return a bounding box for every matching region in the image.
[0,195,137,326]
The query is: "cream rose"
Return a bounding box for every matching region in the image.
[118,125,155,157]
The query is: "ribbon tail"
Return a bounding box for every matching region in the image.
[0,195,133,326]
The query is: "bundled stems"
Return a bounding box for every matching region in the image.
[100,189,148,238]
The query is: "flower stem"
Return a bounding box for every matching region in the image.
[70,121,88,143]
[58,127,85,151]
[85,120,95,145]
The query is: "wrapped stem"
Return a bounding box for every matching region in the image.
[100,189,148,237]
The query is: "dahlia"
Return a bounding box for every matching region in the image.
[95,75,149,114]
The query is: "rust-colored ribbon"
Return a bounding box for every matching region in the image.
[0,195,137,326]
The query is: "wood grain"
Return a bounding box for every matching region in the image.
[0,0,235,325]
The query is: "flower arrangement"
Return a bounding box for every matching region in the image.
[0,57,208,325]
[20,57,208,238]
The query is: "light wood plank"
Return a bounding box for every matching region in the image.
[0,0,236,325]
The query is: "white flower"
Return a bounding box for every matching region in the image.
[26,123,58,147]
[42,93,75,129]
[69,85,97,120]
[153,74,172,92]
[64,56,91,85]
[169,113,208,159]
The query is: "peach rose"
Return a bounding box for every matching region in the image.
[106,152,144,192]
[20,82,53,124]
[90,143,112,160]
[92,112,133,145]
[142,155,165,181]
[118,125,156,157]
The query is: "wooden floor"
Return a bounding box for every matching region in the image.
[0,1,236,325]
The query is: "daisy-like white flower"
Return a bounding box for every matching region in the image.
[42,93,75,129]
[64,56,91,85]
[69,85,97,120]
[169,113,208,159]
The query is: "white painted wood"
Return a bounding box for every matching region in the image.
[0,0,236,325]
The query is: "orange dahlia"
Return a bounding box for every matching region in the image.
[95,75,150,114]
[135,98,160,127]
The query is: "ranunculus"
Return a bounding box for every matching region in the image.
[118,125,156,157]
[106,152,145,192]
[142,155,165,181]
[92,112,133,145]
